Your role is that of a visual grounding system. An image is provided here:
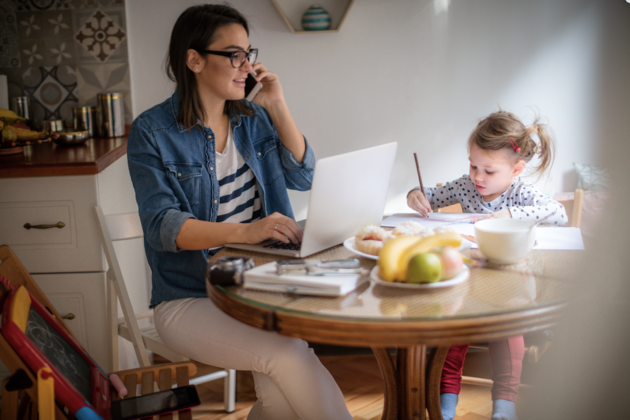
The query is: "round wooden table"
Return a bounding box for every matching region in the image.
[208,246,577,420]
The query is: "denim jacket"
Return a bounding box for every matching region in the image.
[127,91,315,308]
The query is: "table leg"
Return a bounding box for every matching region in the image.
[372,347,398,420]
[426,346,450,420]
[372,345,450,420]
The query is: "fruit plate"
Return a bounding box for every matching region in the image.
[343,237,378,260]
[370,265,470,289]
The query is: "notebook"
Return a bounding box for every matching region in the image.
[225,142,398,258]
[242,260,369,296]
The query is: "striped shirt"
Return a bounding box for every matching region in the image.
[215,125,262,224]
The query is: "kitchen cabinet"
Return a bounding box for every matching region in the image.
[0,135,149,380]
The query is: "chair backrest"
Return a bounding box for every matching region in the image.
[436,203,463,213]
[555,189,584,228]
[94,206,152,367]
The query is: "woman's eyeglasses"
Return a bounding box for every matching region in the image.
[198,48,258,68]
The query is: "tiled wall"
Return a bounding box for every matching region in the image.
[0,0,131,128]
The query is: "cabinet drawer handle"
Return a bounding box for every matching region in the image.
[61,313,76,320]
[23,222,66,230]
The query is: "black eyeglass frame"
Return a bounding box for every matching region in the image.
[197,48,258,68]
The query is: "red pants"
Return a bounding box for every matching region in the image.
[440,336,525,402]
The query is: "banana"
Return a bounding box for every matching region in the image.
[396,232,462,281]
[377,235,421,282]
[14,126,46,141]
[2,125,18,143]
[0,108,28,124]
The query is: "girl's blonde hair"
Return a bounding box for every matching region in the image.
[467,110,555,181]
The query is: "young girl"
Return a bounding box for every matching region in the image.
[407,110,567,420]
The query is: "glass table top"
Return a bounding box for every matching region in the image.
[213,246,580,323]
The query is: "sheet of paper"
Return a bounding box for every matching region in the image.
[381,213,478,230]
[381,213,585,251]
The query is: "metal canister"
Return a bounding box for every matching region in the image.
[73,106,96,137]
[96,92,125,137]
[10,96,31,120]
[42,119,65,132]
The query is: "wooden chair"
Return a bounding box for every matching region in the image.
[555,189,584,228]
[94,206,236,413]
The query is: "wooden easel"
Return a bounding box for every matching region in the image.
[0,245,198,420]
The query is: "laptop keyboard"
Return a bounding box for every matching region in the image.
[264,241,302,251]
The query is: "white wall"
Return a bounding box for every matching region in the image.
[126,0,623,218]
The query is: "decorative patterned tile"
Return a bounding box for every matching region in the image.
[19,40,44,66]
[0,13,21,68]
[74,8,125,63]
[18,10,76,67]
[76,62,127,90]
[16,11,44,40]
[22,65,78,124]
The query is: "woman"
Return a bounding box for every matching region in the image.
[127,5,352,420]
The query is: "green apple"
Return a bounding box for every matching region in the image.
[406,252,442,283]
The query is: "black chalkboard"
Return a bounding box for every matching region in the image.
[25,307,92,402]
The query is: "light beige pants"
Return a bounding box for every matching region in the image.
[154,298,353,420]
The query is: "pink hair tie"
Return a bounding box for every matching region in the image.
[509,137,521,154]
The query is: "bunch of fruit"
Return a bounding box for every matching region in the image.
[377,232,464,283]
[0,108,51,147]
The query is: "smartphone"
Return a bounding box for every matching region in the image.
[245,72,262,102]
[110,385,201,420]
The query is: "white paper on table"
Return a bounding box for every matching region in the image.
[381,213,585,251]
[381,213,478,230]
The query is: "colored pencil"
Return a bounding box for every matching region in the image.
[413,153,424,195]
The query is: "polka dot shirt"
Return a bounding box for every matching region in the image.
[410,175,568,226]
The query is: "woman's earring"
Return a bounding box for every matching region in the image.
[195,69,199,73]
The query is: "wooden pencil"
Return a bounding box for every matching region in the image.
[413,153,424,195]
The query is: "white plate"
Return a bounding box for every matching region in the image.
[343,237,379,260]
[370,265,470,289]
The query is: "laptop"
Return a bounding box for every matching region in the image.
[225,142,398,258]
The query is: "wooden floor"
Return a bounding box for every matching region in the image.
[187,349,533,420]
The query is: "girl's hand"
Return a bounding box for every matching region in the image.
[472,208,512,222]
[251,63,285,109]
[243,212,303,244]
[407,189,432,217]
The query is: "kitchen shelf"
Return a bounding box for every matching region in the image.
[271,0,355,34]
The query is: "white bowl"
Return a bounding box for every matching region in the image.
[474,219,535,265]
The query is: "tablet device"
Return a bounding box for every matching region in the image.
[111,385,200,420]
[1,285,111,420]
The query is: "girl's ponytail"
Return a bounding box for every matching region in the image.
[526,119,555,182]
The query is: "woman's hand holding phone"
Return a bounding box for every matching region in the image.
[248,63,286,109]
